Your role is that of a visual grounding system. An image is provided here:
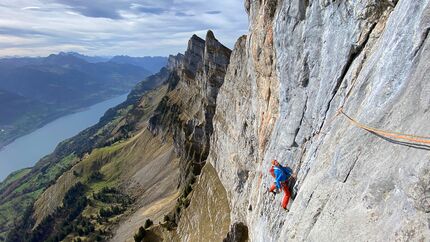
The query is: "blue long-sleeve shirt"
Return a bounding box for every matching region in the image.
[273,166,292,189]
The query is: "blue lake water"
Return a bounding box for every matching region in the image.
[0,94,128,182]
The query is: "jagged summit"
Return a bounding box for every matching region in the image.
[167,53,184,71]
[206,29,215,39]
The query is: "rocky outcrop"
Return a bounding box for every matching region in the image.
[149,31,231,184]
[111,31,232,241]
[206,0,430,241]
[223,222,249,242]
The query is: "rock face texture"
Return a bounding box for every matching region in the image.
[149,32,231,185]
[205,0,430,241]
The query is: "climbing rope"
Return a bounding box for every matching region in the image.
[338,108,430,145]
[332,70,430,146]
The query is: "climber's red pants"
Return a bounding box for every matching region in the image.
[269,182,290,209]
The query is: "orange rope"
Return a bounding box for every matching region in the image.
[339,108,430,145]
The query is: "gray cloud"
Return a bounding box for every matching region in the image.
[135,7,167,15]
[175,11,195,17]
[43,0,128,19]
[43,0,175,19]
[205,10,221,15]
[0,0,248,57]
[0,27,54,37]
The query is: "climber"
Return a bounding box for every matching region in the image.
[268,159,294,211]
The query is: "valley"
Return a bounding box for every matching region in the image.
[0,93,128,181]
[0,53,167,149]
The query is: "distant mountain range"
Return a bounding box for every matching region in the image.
[0,52,167,148]
[66,52,111,63]
[109,56,168,74]
[65,52,168,74]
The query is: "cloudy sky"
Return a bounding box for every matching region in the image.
[0,0,248,57]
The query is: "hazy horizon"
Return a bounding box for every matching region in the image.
[0,51,168,59]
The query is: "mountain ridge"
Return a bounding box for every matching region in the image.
[0,31,232,241]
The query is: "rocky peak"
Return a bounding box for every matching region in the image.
[167,53,184,71]
[181,34,206,78]
[148,31,231,185]
[203,30,232,78]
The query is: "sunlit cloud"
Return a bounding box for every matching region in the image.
[21,6,41,10]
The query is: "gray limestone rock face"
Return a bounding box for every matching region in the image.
[208,0,430,241]
[209,35,258,224]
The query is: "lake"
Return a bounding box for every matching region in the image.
[0,93,128,182]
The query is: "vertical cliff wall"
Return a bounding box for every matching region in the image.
[206,0,430,241]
